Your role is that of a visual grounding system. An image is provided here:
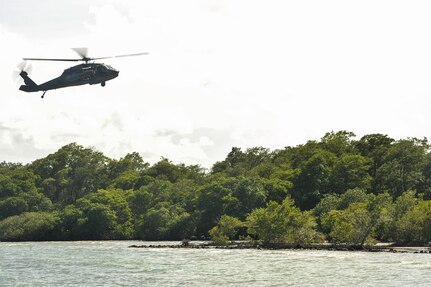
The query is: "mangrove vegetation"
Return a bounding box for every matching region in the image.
[1,131,431,246]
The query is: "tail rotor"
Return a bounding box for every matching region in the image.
[13,61,33,82]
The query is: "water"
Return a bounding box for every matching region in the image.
[1,241,430,286]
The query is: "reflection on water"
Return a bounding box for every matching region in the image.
[1,241,430,286]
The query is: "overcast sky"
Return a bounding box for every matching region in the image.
[1,0,431,167]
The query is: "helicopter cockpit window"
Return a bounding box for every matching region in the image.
[106,65,118,71]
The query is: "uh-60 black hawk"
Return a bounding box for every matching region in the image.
[16,48,148,98]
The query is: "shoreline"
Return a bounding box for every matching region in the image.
[129,241,431,254]
[1,239,429,253]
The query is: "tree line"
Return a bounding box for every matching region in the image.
[1,131,431,246]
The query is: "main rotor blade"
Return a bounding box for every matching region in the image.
[23,58,80,62]
[92,52,149,60]
[71,47,88,59]
[23,51,148,62]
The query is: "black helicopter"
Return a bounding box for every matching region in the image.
[17,48,148,98]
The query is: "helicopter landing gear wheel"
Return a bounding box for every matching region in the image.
[101,82,106,87]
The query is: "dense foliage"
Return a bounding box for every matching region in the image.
[1,132,431,245]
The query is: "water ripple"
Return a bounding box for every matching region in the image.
[1,241,430,286]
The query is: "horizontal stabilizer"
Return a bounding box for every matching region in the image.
[19,85,38,92]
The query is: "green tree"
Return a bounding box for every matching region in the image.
[320,131,356,156]
[292,150,336,210]
[0,212,59,241]
[387,191,431,244]
[0,166,52,219]
[374,139,428,197]
[110,170,141,190]
[0,166,39,198]
[129,187,153,220]
[211,147,273,177]
[212,147,246,176]
[263,177,291,203]
[77,201,117,239]
[226,177,267,219]
[209,215,243,245]
[0,190,53,221]
[323,203,370,245]
[29,143,110,205]
[313,188,371,233]
[139,179,173,205]
[195,178,231,235]
[108,152,148,175]
[329,154,371,194]
[418,153,431,199]
[337,188,371,209]
[136,203,195,240]
[78,189,134,239]
[195,177,267,235]
[246,197,322,245]
[393,200,431,244]
[0,196,28,220]
[322,193,391,245]
[275,141,320,169]
[57,205,85,239]
[355,133,394,187]
[145,158,205,183]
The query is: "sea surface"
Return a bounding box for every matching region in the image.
[1,241,430,286]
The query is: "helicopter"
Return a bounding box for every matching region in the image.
[16,48,148,98]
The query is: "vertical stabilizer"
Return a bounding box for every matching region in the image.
[19,71,39,92]
[20,71,37,87]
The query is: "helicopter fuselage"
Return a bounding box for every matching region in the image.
[19,63,119,94]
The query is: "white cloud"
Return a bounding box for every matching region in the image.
[1,0,431,166]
